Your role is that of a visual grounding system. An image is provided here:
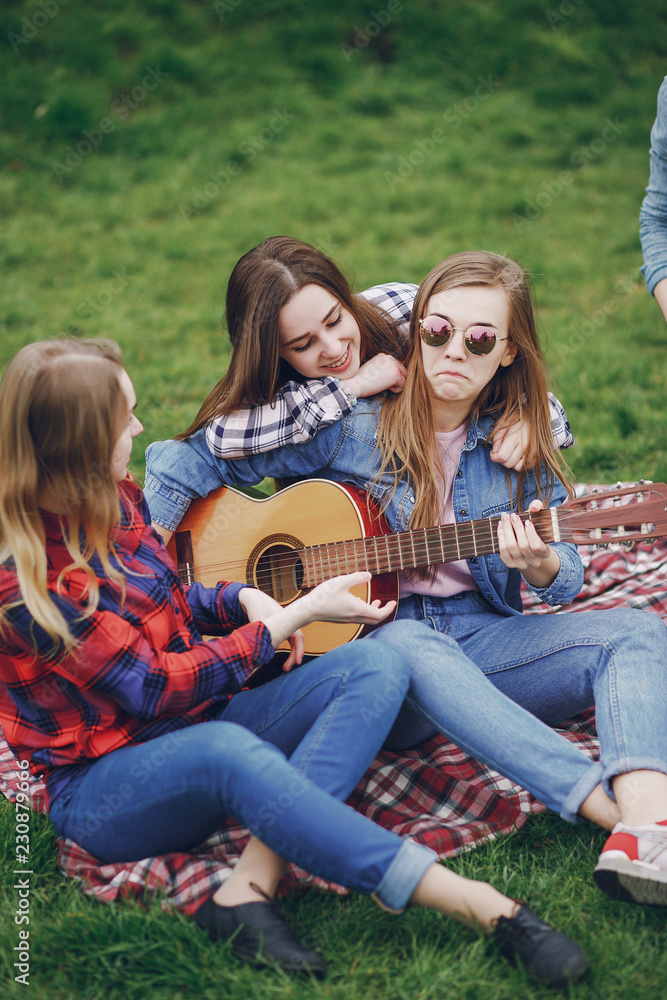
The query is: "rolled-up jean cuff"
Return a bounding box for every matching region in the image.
[143,474,191,532]
[561,760,604,823]
[370,839,437,914]
[600,758,667,802]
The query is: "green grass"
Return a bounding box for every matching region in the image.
[1,804,666,999]
[2,1,667,996]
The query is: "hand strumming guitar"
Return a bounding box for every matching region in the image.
[239,572,395,671]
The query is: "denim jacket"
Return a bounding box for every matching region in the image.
[640,77,667,295]
[145,400,583,616]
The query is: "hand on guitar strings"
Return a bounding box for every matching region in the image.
[497,499,561,590]
[301,571,397,626]
[238,572,396,671]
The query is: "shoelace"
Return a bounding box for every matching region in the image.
[614,823,667,864]
[248,882,288,923]
[493,904,545,948]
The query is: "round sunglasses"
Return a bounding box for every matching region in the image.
[419,315,508,357]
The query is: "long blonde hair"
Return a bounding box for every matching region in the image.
[375,251,573,535]
[0,339,128,651]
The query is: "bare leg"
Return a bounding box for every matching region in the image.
[409,864,516,931]
[578,784,621,830]
[409,863,588,986]
[612,770,667,826]
[213,837,287,906]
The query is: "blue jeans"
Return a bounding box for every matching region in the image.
[396,592,667,804]
[49,641,436,912]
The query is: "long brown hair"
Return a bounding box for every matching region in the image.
[0,338,128,650]
[178,236,407,438]
[375,251,573,536]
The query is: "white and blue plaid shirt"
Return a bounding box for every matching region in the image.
[206,282,574,458]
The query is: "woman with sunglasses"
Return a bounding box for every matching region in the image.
[156,237,572,514]
[146,250,667,909]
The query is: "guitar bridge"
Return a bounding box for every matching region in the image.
[174,529,196,586]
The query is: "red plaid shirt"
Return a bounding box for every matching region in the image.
[0,480,274,804]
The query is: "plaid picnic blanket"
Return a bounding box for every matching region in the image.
[2,503,666,915]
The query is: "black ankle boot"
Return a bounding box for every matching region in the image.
[194,894,327,978]
[493,903,588,988]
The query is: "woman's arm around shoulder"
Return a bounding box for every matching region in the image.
[145,413,353,536]
[206,378,356,459]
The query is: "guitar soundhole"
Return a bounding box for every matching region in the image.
[251,541,304,604]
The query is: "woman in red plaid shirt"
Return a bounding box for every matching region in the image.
[0,338,588,988]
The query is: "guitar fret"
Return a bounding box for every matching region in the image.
[489,517,497,553]
[337,539,346,575]
[377,534,388,575]
[437,528,447,563]
[423,527,433,565]
[383,535,392,574]
[397,535,405,570]
[371,534,380,575]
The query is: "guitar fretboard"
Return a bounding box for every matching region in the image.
[300,510,556,586]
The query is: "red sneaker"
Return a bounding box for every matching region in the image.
[594,819,667,905]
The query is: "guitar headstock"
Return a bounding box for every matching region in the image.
[559,482,667,546]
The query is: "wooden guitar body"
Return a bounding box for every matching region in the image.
[168,479,398,654]
[168,478,667,656]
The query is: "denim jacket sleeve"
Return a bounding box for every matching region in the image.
[640,77,667,294]
[144,422,347,532]
[524,539,583,607]
[459,431,584,612]
[520,472,583,606]
[517,469,583,606]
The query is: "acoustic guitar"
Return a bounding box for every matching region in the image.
[167,479,667,655]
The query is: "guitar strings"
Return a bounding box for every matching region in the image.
[177,500,660,585]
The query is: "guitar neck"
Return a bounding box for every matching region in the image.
[300,509,557,585]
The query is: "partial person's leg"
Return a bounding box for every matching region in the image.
[48,721,588,985]
[453,607,667,805]
[369,619,605,823]
[408,597,667,904]
[48,720,427,887]
[220,638,409,799]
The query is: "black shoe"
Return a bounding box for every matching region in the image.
[193,895,327,978]
[493,903,589,988]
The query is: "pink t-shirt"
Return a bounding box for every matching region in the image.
[398,423,478,600]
